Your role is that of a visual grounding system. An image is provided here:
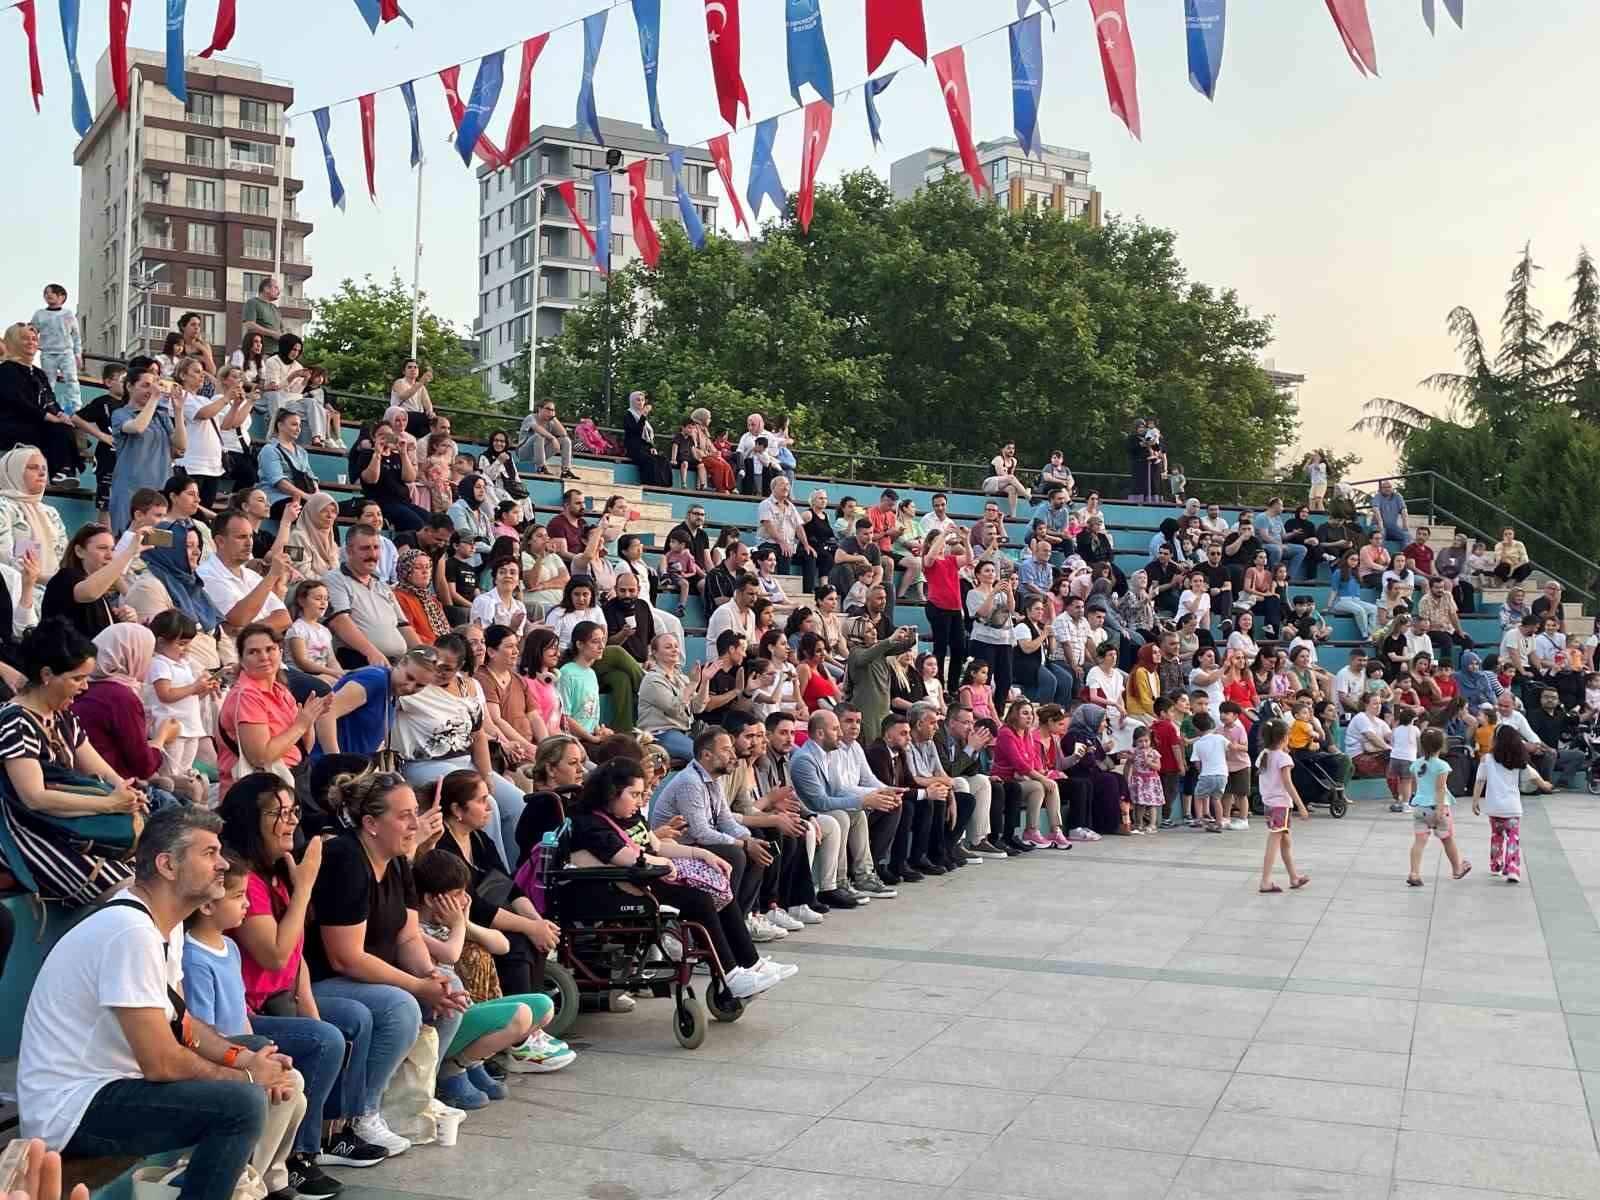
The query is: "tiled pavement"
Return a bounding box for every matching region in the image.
[342,790,1600,1200]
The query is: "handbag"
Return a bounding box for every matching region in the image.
[472,867,517,910]
[0,753,139,905]
[273,444,319,496]
[601,814,731,910]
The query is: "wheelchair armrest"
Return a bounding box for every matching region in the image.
[557,863,671,884]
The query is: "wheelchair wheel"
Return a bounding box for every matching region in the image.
[1328,792,1348,819]
[1587,769,1600,797]
[541,960,580,1039]
[707,982,746,1023]
[673,988,707,1049]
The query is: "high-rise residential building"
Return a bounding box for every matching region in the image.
[890,136,1102,225]
[475,117,718,403]
[73,48,313,360]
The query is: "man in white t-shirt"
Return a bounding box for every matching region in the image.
[705,573,760,662]
[199,511,290,636]
[19,807,299,1194]
[1333,648,1369,714]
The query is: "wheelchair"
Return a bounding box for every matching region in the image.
[536,831,748,1050]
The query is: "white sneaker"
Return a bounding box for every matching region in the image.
[608,991,636,1012]
[767,907,805,932]
[725,965,780,998]
[352,1113,410,1157]
[789,904,824,925]
[1228,818,1249,831]
[756,958,800,981]
[1069,827,1102,842]
[747,914,787,942]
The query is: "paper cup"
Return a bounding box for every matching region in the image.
[436,1110,463,1147]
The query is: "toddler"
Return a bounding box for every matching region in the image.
[286,579,340,686]
[1407,727,1470,885]
[146,609,219,787]
[959,661,996,723]
[1472,724,1554,884]
[1189,711,1230,833]
[1256,718,1310,892]
[1167,462,1187,504]
[1125,727,1163,833]
[31,283,83,413]
[662,529,703,610]
[1388,707,1419,813]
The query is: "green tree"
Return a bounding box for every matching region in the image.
[1501,411,1600,586]
[1494,242,1553,427]
[1546,247,1600,421]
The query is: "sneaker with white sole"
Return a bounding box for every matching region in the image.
[748,913,788,941]
[351,1113,410,1157]
[317,1131,388,1168]
[725,965,780,998]
[608,991,636,1012]
[854,875,896,898]
[507,1035,576,1073]
[1228,818,1249,831]
[756,958,800,981]
[1069,827,1102,842]
[788,904,824,925]
[767,907,805,932]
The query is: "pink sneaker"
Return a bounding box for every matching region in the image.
[1049,830,1072,849]
[1023,831,1052,847]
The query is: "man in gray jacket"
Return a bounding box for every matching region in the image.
[790,707,903,901]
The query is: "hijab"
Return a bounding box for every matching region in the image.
[294,492,340,576]
[628,391,655,444]
[394,547,449,638]
[1067,703,1109,742]
[144,519,225,632]
[0,447,61,580]
[91,623,156,694]
[1454,653,1498,707]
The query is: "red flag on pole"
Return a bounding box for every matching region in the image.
[15,0,42,111]
[703,0,750,129]
[438,64,504,170]
[556,180,604,274]
[198,0,236,57]
[1325,0,1378,76]
[358,93,377,201]
[797,99,832,232]
[627,160,662,268]
[379,0,401,21]
[707,134,748,234]
[500,33,550,167]
[932,47,989,198]
[110,0,132,110]
[1088,0,1141,140]
[865,0,926,74]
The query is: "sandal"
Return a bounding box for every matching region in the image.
[1405,877,1424,887]
[1258,884,1283,894]
[1290,876,1311,890]
[1453,862,1473,881]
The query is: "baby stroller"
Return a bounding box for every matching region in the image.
[537,825,747,1049]
[1290,753,1349,818]
[1581,721,1600,796]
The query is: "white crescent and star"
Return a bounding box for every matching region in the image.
[942,79,961,106]
[1096,9,1123,47]
[705,1,728,34]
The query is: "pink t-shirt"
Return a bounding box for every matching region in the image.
[1256,748,1294,810]
[1222,719,1250,771]
[232,871,302,1012]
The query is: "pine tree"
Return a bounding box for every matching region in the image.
[1546,247,1600,421]
[1492,242,1552,431]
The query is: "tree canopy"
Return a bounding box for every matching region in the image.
[531,171,1297,490]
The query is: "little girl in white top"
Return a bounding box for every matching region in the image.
[147,610,221,782]
[286,579,340,686]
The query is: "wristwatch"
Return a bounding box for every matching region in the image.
[221,1045,243,1067]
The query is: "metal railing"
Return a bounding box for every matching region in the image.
[184,154,217,168]
[238,118,278,134]
[228,159,276,176]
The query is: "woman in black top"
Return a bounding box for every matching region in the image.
[513,733,584,868]
[1075,515,1126,592]
[41,524,141,640]
[622,391,670,486]
[0,323,82,482]
[801,489,837,583]
[1284,505,1322,580]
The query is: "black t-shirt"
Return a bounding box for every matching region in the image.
[1226,535,1262,566]
[1318,522,1354,550]
[1284,517,1318,545]
[434,827,508,927]
[514,787,575,868]
[353,446,411,505]
[668,523,711,565]
[306,834,418,980]
[704,667,742,726]
[1200,562,1233,592]
[41,566,115,640]
[569,809,647,864]
[1145,558,1183,593]
[79,394,118,468]
[1380,634,1409,663]
[603,597,652,662]
[442,555,479,603]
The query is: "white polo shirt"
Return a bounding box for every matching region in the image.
[198,554,286,627]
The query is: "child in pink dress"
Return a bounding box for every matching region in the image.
[1126,727,1164,834]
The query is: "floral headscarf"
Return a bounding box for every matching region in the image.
[394,547,449,638]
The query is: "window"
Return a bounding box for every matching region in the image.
[186,267,218,299]
[229,140,275,172]
[188,223,217,254]
[611,233,625,259]
[238,99,272,133]
[612,191,623,217]
[184,178,218,209]
[240,184,270,215]
[481,255,490,277]
[243,271,270,296]
[148,304,170,330]
[243,228,273,260]
[184,92,217,125]
[647,159,665,181]
[184,136,217,167]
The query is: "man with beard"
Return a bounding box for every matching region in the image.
[725,711,822,933]
[758,711,846,917]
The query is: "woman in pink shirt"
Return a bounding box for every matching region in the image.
[992,699,1070,850]
[1358,530,1392,590]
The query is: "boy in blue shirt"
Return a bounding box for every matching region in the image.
[31,283,82,413]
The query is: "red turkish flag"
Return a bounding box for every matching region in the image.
[703,0,750,130]
[379,0,401,22]
[1326,0,1379,76]
[1088,0,1141,140]
[438,64,504,170]
[198,0,236,57]
[500,34,551,167]
[15,0,42,111]
[358,93,377,201]
[797,100,832,233]
[707,134,748,234]
[556,180,603,274]
[865,0,927,74]
[932,47,988,198]
[110,0,132,110]
[627,160,662,268]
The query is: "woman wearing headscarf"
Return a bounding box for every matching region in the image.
[260,333,310,425]
[1453,652,1502,712]
[687,407,735,493]
[1060,703,1132,836]
[127,519,226,671]
[393,547,450,645]
[0,446,69,582]
[0,323,82,482]
[448,473,495,560]
[286,491,341,578]
[1126,643,1161,722]
[622,391,670,486]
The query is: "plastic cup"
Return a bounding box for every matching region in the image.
[436,1110,463,1147]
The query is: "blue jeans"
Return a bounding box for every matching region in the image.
[252,1010,351,1156]
[309,979,422,1117]
[1266,542,1308,576]
[65,1078,266,1200]
[430,1011,465,1072]
[403,756,527,868]
[649,729,694,761]
[1332,595,1379,638]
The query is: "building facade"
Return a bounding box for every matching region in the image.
[475,118,717,403]
[890,136,1101,225]
[74,48,312,360]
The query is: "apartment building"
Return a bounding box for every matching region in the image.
[890,136,1102,225]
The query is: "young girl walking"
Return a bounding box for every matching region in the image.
[1389,707,1419,813]
[1126,727,1164,834]
[1472,725,1555,884]
[1256,719,1310,892]
[1407,727,1471,886]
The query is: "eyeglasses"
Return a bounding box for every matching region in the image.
[270,804,301,824]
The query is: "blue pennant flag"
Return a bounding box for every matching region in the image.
[164,0,188,101]
[746,118,787,222]
[631,0,667,141]
[1185,0,1226,99]
[1016,0,1055,29]
[577,10,608,144]
[785,0,834,107]
[456,50,505,166]
[399,80,422,167]
[1009,14,1044,159]
[593,169,613,274]
[1423,0,1464,32]
[312,107,347,211]
[865,72,897,149]
[352,0,379,31]
[668,149,706,249]
[59,0,92,135]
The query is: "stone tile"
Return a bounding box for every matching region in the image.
[1214,1073,1403,1128]
[830,1078,1034,1135]
[1191,1111,1398,1177]
[1044,1058,1234,1109]
[953,1134,1184,1200]
[1237,1041,1412,1089]
[455,1087,629,1144]
[533,1050,713,1101]
[1290,955,1424,989]
[1254,991,1417,1054]
[1011,1094,1209,1154]
[1406,1056,1587,1106]
[1411,1003,1577,1069]
[1401,1089,1597,1148]
[774,951,907,981]
[889,1044,1067,1092]
[928,1014,1094,1059]
[686,1063,872,1116]
[766,1117,992,1187]
[716,1167,943,1199]
[1388,1184,1573,1200]
[587,1103,815,1163]
[1394,1130,1600,1198]
[1164,1157,1390,1200]
[1076,1027,1250,1072]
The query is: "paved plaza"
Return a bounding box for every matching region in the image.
[347,791,1600,1200]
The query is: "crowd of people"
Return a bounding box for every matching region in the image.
[0,295,1597,1200]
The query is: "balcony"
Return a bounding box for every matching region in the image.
[187,286,218,300]
[238,200,271,216]
[228,158,277,177]
[142,234,175,250]
[239,118,279,135]
[184,108,221,128]
[185,154,217,169]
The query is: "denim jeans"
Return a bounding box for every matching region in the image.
[648,728,694,761]
[64,1077,266,1200]
[403,756,527,868]
[309,979,422,1117]
[252,1010,352,1156]
[1332,595,1379,638]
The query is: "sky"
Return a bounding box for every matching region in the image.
[3,0,1598,479]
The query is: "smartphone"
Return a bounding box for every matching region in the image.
[285,544,306,562]
[15,537,41,562]
[143,527,174,548]
[0,1139,30,1194]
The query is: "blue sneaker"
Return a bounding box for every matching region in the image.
[465,1062,507,1101]
[436,1070,489,1110]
